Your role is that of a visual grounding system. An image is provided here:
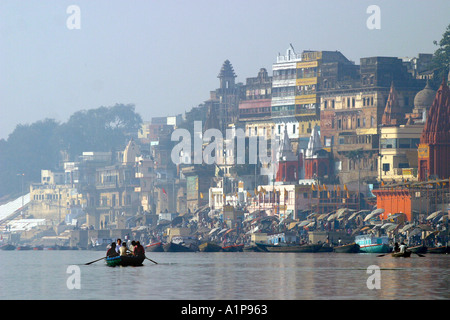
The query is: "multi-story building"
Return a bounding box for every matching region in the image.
[29,170,84,224]
[319,56,425,189]
[271,46,302,141]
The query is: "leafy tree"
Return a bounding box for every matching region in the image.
[431,23,450,88]
[0,119,60,198]
[57,104,142,160]
[0,104,142,199]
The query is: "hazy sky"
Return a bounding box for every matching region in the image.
[1,0,449,139]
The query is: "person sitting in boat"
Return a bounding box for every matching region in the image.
[106,242,119,257]
[128,240,136,254]
[399,242,407,254]
[119,242,128,256]
[133,241,145,257]
[115,239,122,254]
[394,242,400,252]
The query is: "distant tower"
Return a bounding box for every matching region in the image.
[216,60,240,132]
[381,82,404,126]
[218,59,236,90]
[304,125,330,179]
[276,126,299,182]
[418,79,450,180]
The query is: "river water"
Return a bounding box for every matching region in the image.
[0,250,448,300]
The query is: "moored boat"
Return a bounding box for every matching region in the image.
[199,242,222,252]
[408,244,427,254]
[333,243,360,253]
[222,244,244,252]
[427,246,447,254]
[255,242,322,253]
[243,244,266,252]
[106,255,145,267]
[146,242,164,252]
[355,235,391,254]
[163,242,194,252]
[317,243,333,252]
[0,244,16,251]
[16,245,33,250]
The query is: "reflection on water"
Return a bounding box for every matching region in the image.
[0,251,448,300]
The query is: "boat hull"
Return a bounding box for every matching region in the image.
[256,243,322,253]
[0,244,16,251]
[222,244,244,252]
[359,244,391,254]
[408,245,427,254]
[334,243,360,253]
[106,255,145,267]
[243,244,266,252]
[163,242,194,252]
[146,242,164,252]
[199,242,222,252]
[391,251,412,257]
[427,246,447,254]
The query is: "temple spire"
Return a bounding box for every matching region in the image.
[421,78,450,144]
[382,81,403,126]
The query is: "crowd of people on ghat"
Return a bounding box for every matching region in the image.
[106,238,145,258]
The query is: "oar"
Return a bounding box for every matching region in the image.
[413,252,426,257]
[145,256,158,264]
[85,256,106,265]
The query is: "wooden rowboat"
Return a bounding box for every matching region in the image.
[146,242,164,252]
[391,251,412,257]
[427,246,447,254]
[199,242,222,252]
[255,242,322,253]
[333,243,360,253]
[106,255,145,267]
[222,244,244,252]
[408,244,427,254]
[163,242,194,252]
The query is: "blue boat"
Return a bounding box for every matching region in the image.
[355,235,391,253]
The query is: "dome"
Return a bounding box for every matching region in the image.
[414,81,436,109]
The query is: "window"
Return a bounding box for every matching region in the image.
[382,163,390,172]
[292,124,296,134]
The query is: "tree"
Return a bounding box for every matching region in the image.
[57,104,142,159]
[431,23,450,88]
[0,104,143,199]
[0,119,60,198]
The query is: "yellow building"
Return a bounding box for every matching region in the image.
[29,181,84,223]
[378,125,423,182]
